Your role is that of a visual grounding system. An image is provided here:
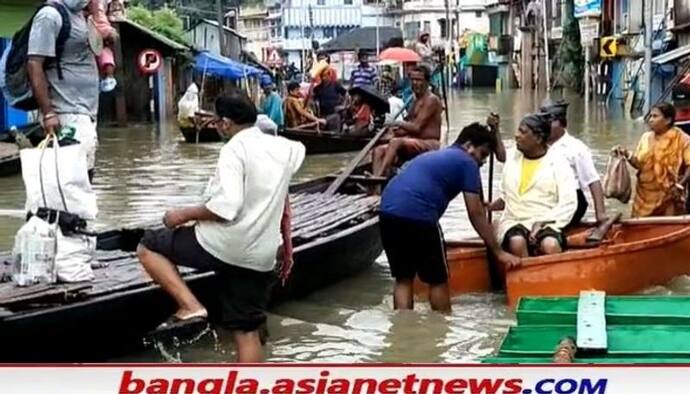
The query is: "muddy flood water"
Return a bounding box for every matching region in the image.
[2,89,689,362]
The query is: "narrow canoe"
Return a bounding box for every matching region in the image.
[485,293,690,364]
[280,128,372,154]
[0,142,20,177]
[0,168,382,361]
[179,126,222,143]
[414,219,690,307]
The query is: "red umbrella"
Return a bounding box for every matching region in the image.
[378,47,421,63]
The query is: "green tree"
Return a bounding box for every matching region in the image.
[127,5,189,45]
[553,0,585,91]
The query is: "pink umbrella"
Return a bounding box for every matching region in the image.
[378,48,421,63]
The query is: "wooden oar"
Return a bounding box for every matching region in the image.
[585,213,622,246]
[323,126,389,197]
[322,96,413,197]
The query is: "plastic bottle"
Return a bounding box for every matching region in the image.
[12,217,58,287]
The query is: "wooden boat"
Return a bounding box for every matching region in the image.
[280,128,373,154]
[0,170,382,361]
[414,218,690,308]
[0,142,20,177]
[484,292,690,363]
[179,126,222,143]
[0,122,43,147]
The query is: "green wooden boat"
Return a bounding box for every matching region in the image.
[484,292,690,364]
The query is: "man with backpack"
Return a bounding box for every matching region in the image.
[26,0,100,177]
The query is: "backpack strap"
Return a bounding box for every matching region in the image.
[43,1,71,80]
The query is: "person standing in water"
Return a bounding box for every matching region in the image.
[379,123,520,313]
[137,92,305,362]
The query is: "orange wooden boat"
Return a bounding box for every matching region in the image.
[414,216,690,308]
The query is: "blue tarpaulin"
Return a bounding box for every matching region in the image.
[194,51,263,80]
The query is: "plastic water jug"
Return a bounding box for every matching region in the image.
[12,216,58,286]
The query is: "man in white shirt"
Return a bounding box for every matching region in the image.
[488,113,577,257]
[137,92,306,362]
[541,99,607,225]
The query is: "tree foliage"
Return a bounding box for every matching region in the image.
[553,0,585,91]
[127,5,189,45]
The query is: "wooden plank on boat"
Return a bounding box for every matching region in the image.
[577,290,608,351]
[0,283,92,308]
[291,195,377,231]
[325,174,388,184]
[291,195,369,226]
[293,200,378,240]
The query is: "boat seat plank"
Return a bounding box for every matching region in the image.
[576,291,608,351]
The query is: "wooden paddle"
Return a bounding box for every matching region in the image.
[323,126,389,196]
[585,213,623,246]
[323,96,413,197]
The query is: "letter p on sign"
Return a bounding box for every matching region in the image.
[138,49,162,75]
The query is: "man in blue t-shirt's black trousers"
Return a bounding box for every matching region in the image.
[379,123,521,312]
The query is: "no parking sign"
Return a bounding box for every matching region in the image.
[137,49,162,75]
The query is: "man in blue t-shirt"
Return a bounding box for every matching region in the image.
[379,123,520,313]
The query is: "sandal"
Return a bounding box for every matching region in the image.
[153,311,208,333]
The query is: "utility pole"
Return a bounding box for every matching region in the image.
[376,0,380,57]
[643,0,653,114]
[585,39,590,106]
[445,0,451,89]
[541,0,551,92]
[215,0,225,56]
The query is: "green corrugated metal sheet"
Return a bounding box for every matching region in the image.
[0,1,41,38]
[485,296,690,364]
[517,296,690,326]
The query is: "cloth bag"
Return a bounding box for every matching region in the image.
[603,154,632,203]
[19,136,95,282]
[21,137,97,220]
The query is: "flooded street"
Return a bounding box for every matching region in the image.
[2,89,686,362]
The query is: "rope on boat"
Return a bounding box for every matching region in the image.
[553,337,577,363]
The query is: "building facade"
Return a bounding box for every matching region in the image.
[237,4,271,61]
[390,0,490,44]
[186,19,247,60]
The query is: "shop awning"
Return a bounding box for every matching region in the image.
[194,51,264,80]
[652,44,690,64]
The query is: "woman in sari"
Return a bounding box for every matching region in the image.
[614,103,690,217]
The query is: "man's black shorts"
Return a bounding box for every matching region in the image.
[501,224,567,256]
[379,213,448,285]
[140,226,275,332]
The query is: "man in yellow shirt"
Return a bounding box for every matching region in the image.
[487,113,578,257]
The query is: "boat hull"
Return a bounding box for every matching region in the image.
[180,126,222,143]
[415,223,690,308]
[0,154,20,177]
[0,169,382,361]
[280,129,371,154]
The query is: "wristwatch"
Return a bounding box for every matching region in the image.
[43,112,57,122]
